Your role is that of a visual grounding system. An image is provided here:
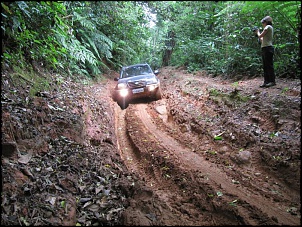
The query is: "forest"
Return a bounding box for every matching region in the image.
[1,1,300,83]
[1,2,301,226]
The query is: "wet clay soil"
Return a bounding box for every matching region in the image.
[1,66,301,225]
[115,67,301,225]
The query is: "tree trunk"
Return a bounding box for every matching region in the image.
[162,31,176,66]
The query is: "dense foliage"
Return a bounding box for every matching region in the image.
[148,1,301,77]
[1,1,151,77]
[1,1,300,80]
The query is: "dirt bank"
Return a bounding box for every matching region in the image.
[114,66,301,225]
[1,66,300,225]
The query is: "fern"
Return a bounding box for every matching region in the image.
[71,41,97,65]
[79,29,102,60]
[94,32,113,59]
[271,1,300,32]
[53,24,97,66]
[72,11,95,30]
[214,2,245,18]
[79,29,113,60]
[241,1,300,34]
[16,1,31,18]
[71,8,114,68]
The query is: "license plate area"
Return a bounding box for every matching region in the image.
[132,88,144,94]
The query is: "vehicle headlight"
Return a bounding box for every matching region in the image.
[119,89,129,97]
[148,85,157,91]
[117,83,127,89]
[146,78,158,84]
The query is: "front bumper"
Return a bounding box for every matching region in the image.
[114,84,160,100]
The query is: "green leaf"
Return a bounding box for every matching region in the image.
[229,199,238,206]
[60,200,66,208]
[217,191,223,197]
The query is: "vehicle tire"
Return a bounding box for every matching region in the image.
[112,93,117,101]
[117,100,128,110]
[154,87,162,100]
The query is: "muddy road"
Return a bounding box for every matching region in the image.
[1,66,300,226]
[111,67,301,225]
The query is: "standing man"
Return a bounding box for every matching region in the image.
[255,16,276,88]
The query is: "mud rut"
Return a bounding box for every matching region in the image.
[112,95,299,225]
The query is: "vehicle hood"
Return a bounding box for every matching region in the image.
[118,74,158,83]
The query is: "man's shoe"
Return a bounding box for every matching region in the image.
[259,83,267,88]
[265,82,276,87]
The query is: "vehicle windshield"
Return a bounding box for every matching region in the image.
[121,65,152,78]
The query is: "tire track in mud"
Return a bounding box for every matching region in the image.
[115,100,299,226]
[140,101,301,225]
[114,103,166,192]
[114,103,203,225]
[115,103,241,225]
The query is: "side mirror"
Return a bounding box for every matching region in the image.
[114,77,119,81]
[154,69,160,75]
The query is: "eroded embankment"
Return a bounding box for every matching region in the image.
[118,102,294,225]
[112,67,300,225]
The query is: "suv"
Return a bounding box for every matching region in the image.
[112,63,162,109]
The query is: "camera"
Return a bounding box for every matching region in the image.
[252,26,261,43]
[251,26,261,44]
[252,26,258,32]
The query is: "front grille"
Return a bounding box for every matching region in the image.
[128,81,146,88]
